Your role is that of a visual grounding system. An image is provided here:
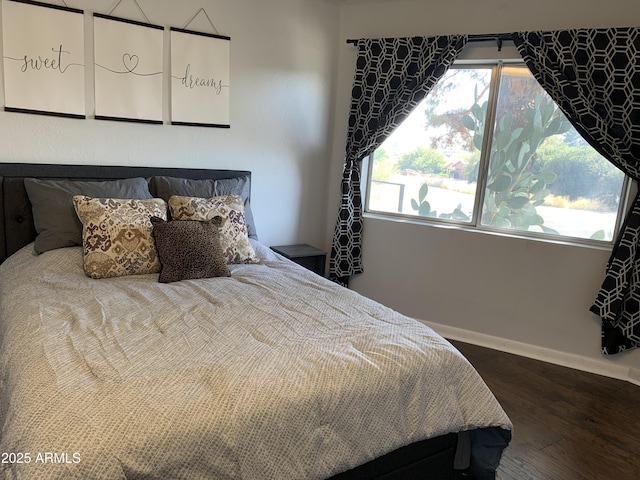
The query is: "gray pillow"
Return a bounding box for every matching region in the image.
[24,177,153,254]
[149,175,258,240]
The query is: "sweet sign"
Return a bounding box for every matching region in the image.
[2,0,85,117]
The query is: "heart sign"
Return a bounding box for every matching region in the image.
[122,53,139,73]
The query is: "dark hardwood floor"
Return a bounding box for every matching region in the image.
[449,340,640,480]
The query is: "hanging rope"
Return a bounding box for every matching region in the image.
[182,8,220,35]
[107,0,151,24]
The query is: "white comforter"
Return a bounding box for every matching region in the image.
[0,242,511,479]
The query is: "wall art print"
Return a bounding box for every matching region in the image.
[93,14,163,123]
[2,0,85,118]
[170,28,230,128]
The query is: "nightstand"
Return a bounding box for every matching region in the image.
[270,244,327,276]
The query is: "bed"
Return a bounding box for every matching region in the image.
[0,162,511,480]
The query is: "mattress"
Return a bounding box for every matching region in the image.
[0,240,511,479]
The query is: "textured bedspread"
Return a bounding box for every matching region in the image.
[0,242,511,479]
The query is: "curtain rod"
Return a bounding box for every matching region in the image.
[346,33,514,51]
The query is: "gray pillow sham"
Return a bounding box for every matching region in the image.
[24,177,153,254]
[149,175,258,240]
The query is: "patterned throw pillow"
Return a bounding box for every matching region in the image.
[148,175,258,240]
[150,216,231,283]
[168,194,259,264]
[24,177,153,254]
[73,196,167,279]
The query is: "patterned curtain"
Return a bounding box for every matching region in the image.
[513,28,640,355]
[330,35,467,286]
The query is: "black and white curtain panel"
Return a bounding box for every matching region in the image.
[330,35,467,286]
[513,28,640,355]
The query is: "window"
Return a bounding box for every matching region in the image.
[365,63,629,244]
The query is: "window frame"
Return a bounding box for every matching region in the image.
[362,59,632,250]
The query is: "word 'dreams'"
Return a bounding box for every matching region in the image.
[180,64,224,95]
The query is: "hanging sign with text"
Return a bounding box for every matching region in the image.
[170,28,230,128]
[93,14,164,123]
[2,0,85,118]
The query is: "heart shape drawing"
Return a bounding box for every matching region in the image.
[122,53,139,73]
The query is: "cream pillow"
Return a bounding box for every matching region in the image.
[168,194,258,264]
[73,196,167,279]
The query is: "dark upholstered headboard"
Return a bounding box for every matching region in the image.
[0,162,252,264]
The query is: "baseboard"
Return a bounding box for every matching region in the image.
[419,320,640,387]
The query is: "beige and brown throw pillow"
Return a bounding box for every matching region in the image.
[150,216,231,283]
[24,177,153,254]
[73,196,167,279]
[168,194,259,264]
[149,175,258,240]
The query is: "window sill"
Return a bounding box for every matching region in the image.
[363,211,615,252]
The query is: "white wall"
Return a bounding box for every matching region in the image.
[327,0,640,382]
[0,0,339,248]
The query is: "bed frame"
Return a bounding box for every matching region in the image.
[0,162,467,480]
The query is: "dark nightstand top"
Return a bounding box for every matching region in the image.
[270,244,327,276]
[270,244,327,259]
